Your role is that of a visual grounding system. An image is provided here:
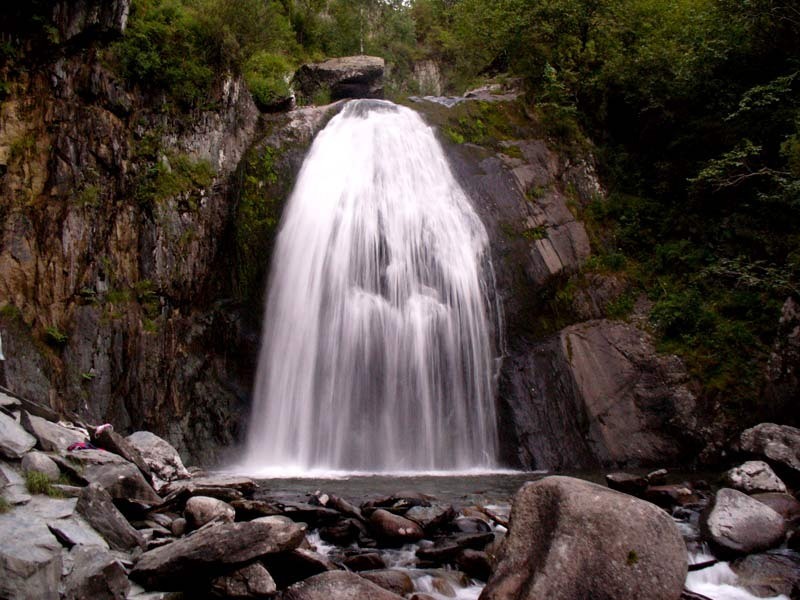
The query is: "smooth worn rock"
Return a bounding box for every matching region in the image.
[184,496,235,531]
[231,499,283,520]
[740,423,800,483]
[21,451,61,481]
[66,450,161,505]
[752,492,800,524]
[0,460,32,505]
[644,484,701,509]
[405,504,456,533]
[360,569,414,596]
[278,501,342,527]
[21,412,87,452]
[263,547,339,588]
[131,518,306,589]
[171,517,187,537]
[416,532,495,564]
[209,561,277,599]
[456,549,492,581]
[282,571,404,600]
[605,472,648,495]
[64,544,130,600]
[126,431,190,487]
[294,56,385,103]
[447,516,491,534]
[702,488,786,557]
[319,518,362,546]
[368,509,424,545]
[0,410,36,458]
[731,550,800,599]
[161,474,256,496]
[481,476,688,600]
[342,551,386,572]
[76,483,146,552]
[0,511,63,600]
[727,460,787,494]
[91,427,153,481]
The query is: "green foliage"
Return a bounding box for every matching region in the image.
[245,52,294,111]
[0,497,10,513]
[135,153,214,207]
[44,326,68,347]
[25,471,62,497]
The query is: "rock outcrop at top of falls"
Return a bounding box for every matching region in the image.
[293,56,385,104]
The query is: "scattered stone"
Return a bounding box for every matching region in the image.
[209,561,277,599]
[263,547,339,588]
[231,499,283,521]
[185,496,236,531]
[278,501,342,527]
[644,485,700,509]
[731,550,800,599]
[130,518,306,589]
[52,484,83,498]
[21,451,61,481]
[76,483,146,552]
[647,469,669,485]
[740,423,800,483]
[160,474,256,497]
[0,512,63,600]
[416,532,495,565]
[342,551,386,571]
[447,516,491,534]
[66,450,161,505]
[702,488,786,557]
[326,494,364,521]
[605,472,648,495]
[126,431,190,487]
[405,504,456,533]
[369,509,424,545]
[481,476,688,600]
[171,517,187,537]
[726,461,787,494]
[64,544,130,600]
[360,569,414,595]
[319,518,361,545]
[282,571,404,600]
[20,412,86,452]
[752,492,800,524]
[0,410,37,458]
[0,460,32,504]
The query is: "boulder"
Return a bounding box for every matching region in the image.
[171,517,187,537]
[160,474,256,496]
[66,450,161,505]
[740,423,800,483]
[319,518,362,545]
[0,460,32,505]
[726,460,787,494]
[480,476,687,600]
[294,56,384,103]
[731,550,800,599]
[605,472,648,495]
[0,511,63,600]
[48,514,109,549]
[130,518,306,589]
[282,571,404,600]
[447,516,492,534]
[368,509,424,545]
[20,412,86,452]
[342,552,386,572]
[643,484,701,509]
[126,431,190,487]
[209,561,277,599]
[701,488,786,557]
[184,496,236,530]
[91,427,152,482]
[262,547,338,588]
[752,492,800,524]
[416,532,495,564]
[405,504,456,533]
[76,483,146,552]
[360,569,414,596]
[456,549,492,581]
[21,451,61,481]
[0,410,36,458]
[64,544,130,600]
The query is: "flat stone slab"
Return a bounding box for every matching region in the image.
[0,410,36,458]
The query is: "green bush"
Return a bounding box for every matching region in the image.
[25,471,62,497]
[244,52,293,111]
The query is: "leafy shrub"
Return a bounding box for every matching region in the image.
[25,471,62,497]
[244,52,293,111]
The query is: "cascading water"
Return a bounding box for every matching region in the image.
[242,99,499,474]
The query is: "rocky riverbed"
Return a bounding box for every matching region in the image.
[1,387,799,599]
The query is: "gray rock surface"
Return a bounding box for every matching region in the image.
[368,509,424,545]
[0,410,36,458]
[76,483,146,552]
[726,461,787,494]
[64,544,130,600]
[53,0,130,41]
[48,514,110,549]
[740,423,800,482]
[282,571,404,600]
[184,496,235,530]
[66,450,161,504]
[731,550,800,599]
[360,569,414,596]
[480,476,687,600]
[126,431,190,487]
[20,412,86,452]
[702,488,787,556]
[131,519,306,589]
[91,427,152,481]
[752,492,800,523]
[262,548,339,588]
[209,561,277,598]
[294,56,385,102]
[0,511,63,600]
[21,451,61,481]
[0,460,32,505]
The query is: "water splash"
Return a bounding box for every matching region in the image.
[242,100,498,472]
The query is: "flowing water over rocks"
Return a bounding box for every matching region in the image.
[243,99,499,473]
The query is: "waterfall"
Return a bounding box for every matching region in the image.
[242,100,499,474]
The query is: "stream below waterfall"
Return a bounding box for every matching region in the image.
[247,472,790,600]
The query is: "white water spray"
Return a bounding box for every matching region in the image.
[242,100,499,473]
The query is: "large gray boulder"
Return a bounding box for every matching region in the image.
[480,476,687,600]
[184,496,236,530]
[294,56,385,103]
[731,550,800,599]
[702,488,786,557]
[21,451,61,481]
[20,412,87,452]
[368,509,424,545]
[282,571,404,600]
[65,450,161,505]
[63,544,130,600]
[726,461,787,494]
[209,561,277,598]
[740,423,800,483]
[0,511,63,600]
[130,518,306,589]
[91,427,152,482]
[0,410,36,458]
[76,483,145,552]
[126,431,190,488]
